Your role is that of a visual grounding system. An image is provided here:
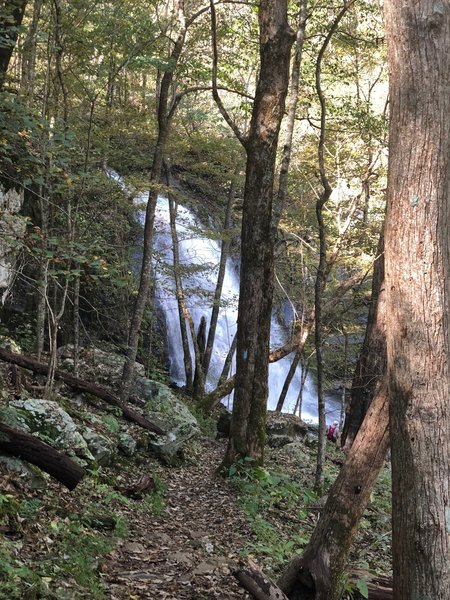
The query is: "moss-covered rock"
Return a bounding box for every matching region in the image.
[4,399,94,462]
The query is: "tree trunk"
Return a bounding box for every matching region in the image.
[168,194,193,391]
[384,1,450,596]
[221,0,294,468]
[20,0,42,100]
[272,0,308,229]
[341,231,385,450]
[275,348,301,412]
[277,382,390,600]
[202,170,237,378]
[0,423,84,490]
[120,0,187,402]
[0,348,165,435]
[0,0,28,89]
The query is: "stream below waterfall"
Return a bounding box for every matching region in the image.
[147,196,341,424]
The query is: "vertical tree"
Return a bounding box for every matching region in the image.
[218,0,294,467]
[0,0,28,89]
[341,230,386,450]
[384,0,450,596]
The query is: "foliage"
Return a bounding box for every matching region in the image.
[228,459,317,571]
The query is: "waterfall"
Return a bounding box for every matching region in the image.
[149,196,341,424]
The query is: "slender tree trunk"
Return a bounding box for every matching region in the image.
[222,0,294,467]
[20,0,42,100]
[168,195,193,390]
[275,348,301,412]
[341,231,385,450]
[272,0,308,229]
[384,1,450,596]
[202,169,237,378]
[293,355,308,417]
[120,0,188,402]
[277,382,390,600]
[193,315,207,397]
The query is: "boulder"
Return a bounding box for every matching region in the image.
[0,455,47,489]
[215,409,310,449]
[266,412,309,448]
[82,427,116,466]
[135,378,199,464]
[118,432,137,457]
[60,347,199,463]
[0,399,94,462]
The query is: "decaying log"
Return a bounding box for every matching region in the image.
[0,423,84,490]
[235,562,393,600]
[0,348,165,435]
[234,559,290,600]
[350,571,392,599]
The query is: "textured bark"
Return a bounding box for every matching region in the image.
[342,231,386,450]
[278,383,389,600]
[0,0,28,89]
[0,423,84,490]
[384,1,450,597]
[222,0,294,466]
[0,348,165,435]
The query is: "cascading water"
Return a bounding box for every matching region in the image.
[149,195,341,424]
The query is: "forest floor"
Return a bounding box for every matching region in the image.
[103,436,251,600]
[0,420,392,599]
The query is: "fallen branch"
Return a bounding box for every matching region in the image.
[0,348,165,435]
[0,423,84,490]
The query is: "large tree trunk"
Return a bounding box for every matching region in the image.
[222,0,294,467]
[341,231,386,450]
[384,1,450,596]
[276,382,390,600]
[0,423,84,490]
[0,0,29,89]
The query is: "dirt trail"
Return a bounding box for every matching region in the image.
[104,438,251,599]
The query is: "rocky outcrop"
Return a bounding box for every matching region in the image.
[136,378,200,464]
[0,183,25,303]
[59,346,200,464]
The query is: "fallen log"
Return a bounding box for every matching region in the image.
[350,571,393,600]
[0,348,165,436]
[0,423,84,490]
[234,561,392,600]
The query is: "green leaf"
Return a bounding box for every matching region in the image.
[356,578,369,599]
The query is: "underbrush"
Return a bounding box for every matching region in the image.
[228,442,392,588]
[0,458,167,599]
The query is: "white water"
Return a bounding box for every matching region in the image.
[149,196,341,424]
